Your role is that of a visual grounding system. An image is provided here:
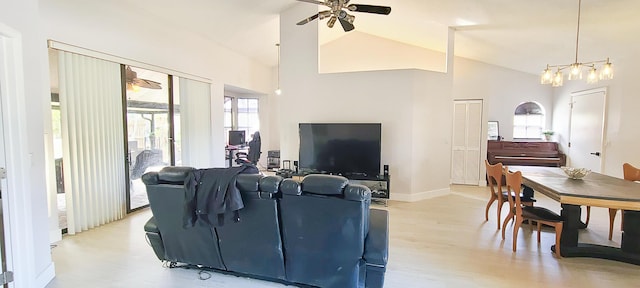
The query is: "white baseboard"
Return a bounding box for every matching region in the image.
[390,187,451,202]
[49,229,62,243]
[35,262,56,288]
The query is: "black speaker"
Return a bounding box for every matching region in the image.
[383,165,389,176]
[293,161,299,173]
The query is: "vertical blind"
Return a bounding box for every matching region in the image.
[179,77,213,168]
[58,51,126,234]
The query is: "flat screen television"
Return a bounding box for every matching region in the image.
[299,123,381,178]
[228,130,246,146]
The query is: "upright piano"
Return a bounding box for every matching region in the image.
[487,140,566,167]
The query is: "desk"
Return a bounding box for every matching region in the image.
[510,166,640,264]
[225,146,247,168]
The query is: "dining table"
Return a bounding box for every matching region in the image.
[508,165,640,264]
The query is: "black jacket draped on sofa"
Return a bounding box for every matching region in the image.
[183,165,258,227]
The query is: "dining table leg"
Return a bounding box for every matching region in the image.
[621,210,640,254]
[558,204,581,253]
[551,204,580,255]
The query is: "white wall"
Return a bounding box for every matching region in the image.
[279,4,454,200]
[39,0,274,168]
[320,31,446,73]
[1,0,55,287]
[551,55,640,177]
[452,57,553,185]
[279,4,556,195]
[453,57,554,141]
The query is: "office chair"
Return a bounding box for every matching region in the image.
[236,131,261,165]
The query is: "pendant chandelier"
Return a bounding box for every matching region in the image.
[540,0,613,87]
[274,43,282,95]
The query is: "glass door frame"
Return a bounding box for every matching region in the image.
[122,65,176,213]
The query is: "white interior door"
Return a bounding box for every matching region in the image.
[568,88,606,173]
[451,100,483,185]
[0,34,14,288]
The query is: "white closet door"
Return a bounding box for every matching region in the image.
[451,100,483,185]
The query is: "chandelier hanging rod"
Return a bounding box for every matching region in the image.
[574,0,581,64]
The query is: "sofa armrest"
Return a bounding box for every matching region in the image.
[364,209,389,267]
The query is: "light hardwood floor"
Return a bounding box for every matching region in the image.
[46,185,640,288]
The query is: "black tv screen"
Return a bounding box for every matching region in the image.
[299,123,381,178]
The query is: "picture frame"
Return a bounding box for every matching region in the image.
[488,121,499,140]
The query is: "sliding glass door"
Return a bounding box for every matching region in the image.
[124,65,174,212]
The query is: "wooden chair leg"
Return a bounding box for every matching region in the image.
[512,218,522,252]
[585,206,591,227]
[609,208,618,240]
[502,211,514,240]
[485,195,496,221]
[496,199,505,230]
[554,222,563,258]
[537,222,542,243]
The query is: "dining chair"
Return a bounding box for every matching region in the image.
[484,160,534,230]
[608,162,640,240]
[502,169,563,258]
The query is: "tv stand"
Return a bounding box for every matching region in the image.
[347,175,390,205]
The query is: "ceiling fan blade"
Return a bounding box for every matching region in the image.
[338,18,355,32]
[133,78,162,89]
[348,4,391,15]
[297,13,320,25]
[296,0,328,6]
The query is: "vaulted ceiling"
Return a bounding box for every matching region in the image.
[114,0,640,75]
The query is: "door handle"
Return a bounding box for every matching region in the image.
[590,152,601,156]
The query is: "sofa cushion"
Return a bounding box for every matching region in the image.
[344,184,372,201]
[259,175,284,194]
[281,179,302,196]
[237,174,262,192]
[301,174,349,195]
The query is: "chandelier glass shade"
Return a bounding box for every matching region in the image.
[540,0,613,87]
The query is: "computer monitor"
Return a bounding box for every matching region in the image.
[228,130,246,146]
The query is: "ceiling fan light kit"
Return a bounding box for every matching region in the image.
[296,0,391,32]
[125,66,162,90]
[540,0,613,87]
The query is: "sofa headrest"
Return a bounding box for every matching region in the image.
[237,174,263,192]
[344,184,372,201]
[301,174,349,195]
[260,176,284,194]
[280,179,302,196]
[141,172,159,185]
[141,166,195,185]
[159,166,195,183]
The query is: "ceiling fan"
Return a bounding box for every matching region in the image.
[296,0,391,32]
[125,66,162,90]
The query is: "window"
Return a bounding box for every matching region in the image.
[513,102,545,139]
[224,96,260,145]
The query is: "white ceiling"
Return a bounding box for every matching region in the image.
[125,0,640,75]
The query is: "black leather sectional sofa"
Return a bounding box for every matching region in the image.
[142,166,389,288]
